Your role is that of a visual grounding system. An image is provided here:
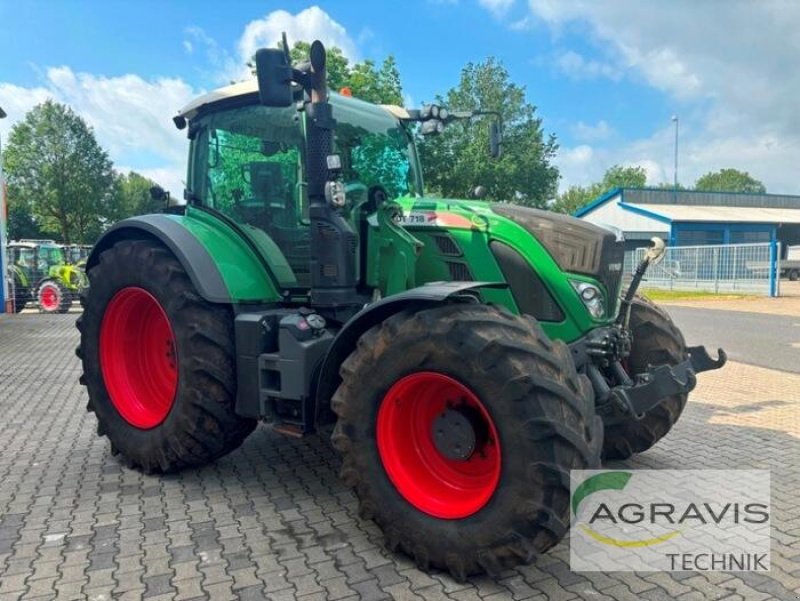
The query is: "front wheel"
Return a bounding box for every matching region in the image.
[76,239,256,473]
[789,269,799,281]
[331,303,601,579]
[601,295,688,460]
[37,279,71,313]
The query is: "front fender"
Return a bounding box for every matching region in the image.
[314,281,506,421]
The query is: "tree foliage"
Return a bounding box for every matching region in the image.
[4,101,115,243]
[418,58,559,207]
[694,168,766,193]
[107,171,165,223]
[551,164,647,214]
[253,41,404,105]
[4,101,164,243]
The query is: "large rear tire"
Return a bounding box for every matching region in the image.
[37,279,71,313]
[601,295,688,460]
[76,239,256,473]
[331,303,601,579]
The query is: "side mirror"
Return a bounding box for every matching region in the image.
[255,48,293,107]
[645,237,667,265]
[150,186,168,202]
[489,121,502,158]
[472,186,487,199]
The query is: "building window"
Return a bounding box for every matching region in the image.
[730,230,770,244]
[676,229,724,246]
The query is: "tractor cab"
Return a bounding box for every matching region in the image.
[178,85,422,290]
[8,239,66,283]
[65,244,92,267]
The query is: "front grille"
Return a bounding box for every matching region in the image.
[490,241,564,322]
[491,203,625,315]
[598,240,625,313]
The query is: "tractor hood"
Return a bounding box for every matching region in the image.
[396,195,625,298]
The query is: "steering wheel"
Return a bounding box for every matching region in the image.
[345,182,369,198]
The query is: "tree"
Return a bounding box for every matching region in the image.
[107,171,164,223]
[551,164,647,214]
[602,164,647,189]
[694,168,766,193]
[418,58,559,207]
[4,100,115,243]
[251,42,405,105]
[6,201,43,240]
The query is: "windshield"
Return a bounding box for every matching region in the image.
[331,99,422,201]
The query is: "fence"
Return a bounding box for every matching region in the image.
[624,242,779,296]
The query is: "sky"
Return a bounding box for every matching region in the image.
[1,0,799,199]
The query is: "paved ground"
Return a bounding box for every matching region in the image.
[1,313,799,601]
[666,307,800,374]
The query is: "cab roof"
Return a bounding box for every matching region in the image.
[176,79,409,123]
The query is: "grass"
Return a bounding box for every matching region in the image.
[639,288,756,301]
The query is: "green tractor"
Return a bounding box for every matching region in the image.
[65,244,93,269]
[8,240,87,313]
[77,41,725,578]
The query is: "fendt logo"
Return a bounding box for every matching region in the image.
[570,470,771,572]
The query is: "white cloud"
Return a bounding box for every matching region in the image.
[555,51,621,81]
[479,0,515,18]
[570,120,613,142]
[0,68,198,197]
[236,6,357,82]
[0,7,374,200]
[529,0,800,193]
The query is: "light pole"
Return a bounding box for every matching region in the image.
[0,106,7,313]
[671,115,679,193]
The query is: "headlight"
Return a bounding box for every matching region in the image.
[571,280,604,319]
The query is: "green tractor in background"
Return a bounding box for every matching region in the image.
[7,240,87,313]
[77,40,725,578]
[65,244,93,269]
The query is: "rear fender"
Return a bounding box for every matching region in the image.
[87,213,281,304]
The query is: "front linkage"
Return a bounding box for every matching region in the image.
[571,238,727,422]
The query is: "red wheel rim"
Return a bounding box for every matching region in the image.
[40,285,59,311]
[99,287,178,429]
[376,372,501,519]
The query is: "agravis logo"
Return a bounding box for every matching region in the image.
[570,470,771,572]
[571,471,681,548]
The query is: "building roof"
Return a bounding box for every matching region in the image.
[576,187,800,225]
[630,203,800,224]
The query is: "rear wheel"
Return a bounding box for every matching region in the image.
[789,269,799,281]
[331,303,601,579]
[76,239,256,473]
[37,279,71,313]
[601,295,688,460]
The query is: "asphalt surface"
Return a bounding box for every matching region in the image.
[665,305,800,374]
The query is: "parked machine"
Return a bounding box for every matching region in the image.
[7,240,87,313]
[77,40,725,578]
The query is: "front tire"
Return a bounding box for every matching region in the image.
[601,295,688,460]
[37,279,71,313]
[331,303,601,579]
[77,239,256,473]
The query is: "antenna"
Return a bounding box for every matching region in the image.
[281,32,291,63]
